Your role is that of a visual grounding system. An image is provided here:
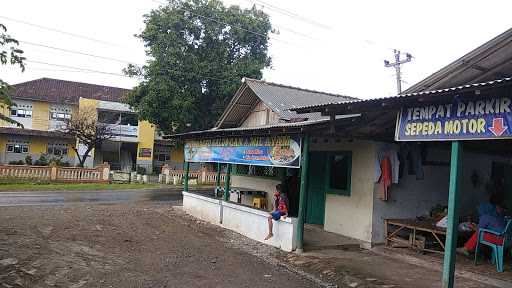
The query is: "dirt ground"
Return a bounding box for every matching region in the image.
[0,200,505,288]
[0,202,315,288]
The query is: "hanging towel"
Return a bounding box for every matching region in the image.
[378,156,392,201]
[375,149,400,184]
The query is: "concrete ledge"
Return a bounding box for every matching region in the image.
[222,200,293,224]
[182,191,297,252]
[182,191,221,224]
[222,200,297,251]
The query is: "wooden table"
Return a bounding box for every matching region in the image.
[385,218,447,254]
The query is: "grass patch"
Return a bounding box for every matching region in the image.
[0,182,160,192]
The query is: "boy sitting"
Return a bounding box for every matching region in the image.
[265,184,288,240]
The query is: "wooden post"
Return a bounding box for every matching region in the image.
[102,162,110,182]
[223,164,231,201]
[442,141,463,288]
[296,134,310,253]
[183,161,190,192]
[50,163,58,181]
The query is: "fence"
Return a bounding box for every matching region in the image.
[160,165,226,185]
[0,163,110,183]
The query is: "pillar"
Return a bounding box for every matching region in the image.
[296,134,310,253]
[442,141,463,288]
[216,162,221,188]
[183,161,190,192]
[223,164,231,201]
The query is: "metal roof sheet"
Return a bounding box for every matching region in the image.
[215,78,357,128]
[244,78,355,120]
[293,77,512,113]
[173,114,359,139]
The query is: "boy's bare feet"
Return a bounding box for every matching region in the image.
[264,233,273,240]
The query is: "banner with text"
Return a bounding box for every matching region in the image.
[396,96,512,141]
[184,136,301,168]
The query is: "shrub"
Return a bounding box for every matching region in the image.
[136,166,147,175]
[24,155,33,165]
[34,154,49,166]
[8,160,24,165]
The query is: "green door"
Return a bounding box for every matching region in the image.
[305,152,327,225]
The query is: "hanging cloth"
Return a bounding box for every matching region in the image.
[378,156,392,201]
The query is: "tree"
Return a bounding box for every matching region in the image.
[125,0,272,133]
[61,107,114,167]
[0,23,25,127]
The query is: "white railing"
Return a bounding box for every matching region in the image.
[0,165,52,180]
[0,163,110,183]
[160,165,226,185]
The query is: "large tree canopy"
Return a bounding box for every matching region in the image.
[126,0,272,133]
[0,23,25,127]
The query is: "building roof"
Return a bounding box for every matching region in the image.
[404,27,512,93]
[0,127,74,139]
[173,114,359,139]
[10,78,131,105]
[215,78,356,128]
[293,77,512,114]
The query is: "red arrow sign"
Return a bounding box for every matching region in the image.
[489,118,508,136]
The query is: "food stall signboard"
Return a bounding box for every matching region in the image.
[395,96,512,141]
[184,136,301,168]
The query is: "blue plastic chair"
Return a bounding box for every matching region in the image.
[474,219,512,272]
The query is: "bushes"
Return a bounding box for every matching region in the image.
[136,165,147,175]
[34,154,49,166]
[7,154,70,167]
[25,155,33,165]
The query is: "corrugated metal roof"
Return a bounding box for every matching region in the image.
[293,77,512,113]
[244,78,356,120]
[0,127,74,139]
[173,114,359,139]
[215,78,357,128]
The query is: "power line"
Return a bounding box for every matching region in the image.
[19,40,143,65]
[152,0,299,47]
[26,60,132,78]
[247,0,332,30]
[25,59,239,83]
[0,15,124,48]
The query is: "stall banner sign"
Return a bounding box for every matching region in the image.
[396,96,512,141]
[184,136,301,168]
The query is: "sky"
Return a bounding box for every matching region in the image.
[1,0,511,99]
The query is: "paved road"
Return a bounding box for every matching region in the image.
[0,188,185,206]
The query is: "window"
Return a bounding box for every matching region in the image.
[120,113,138,126]
[11,109,32,118]
[6,144,29,154]
[154,153,170,162]
[50,112,71,121]
[327,152,352,196]
[48,145,69,156]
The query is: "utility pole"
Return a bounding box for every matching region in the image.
[384,49,413,94]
